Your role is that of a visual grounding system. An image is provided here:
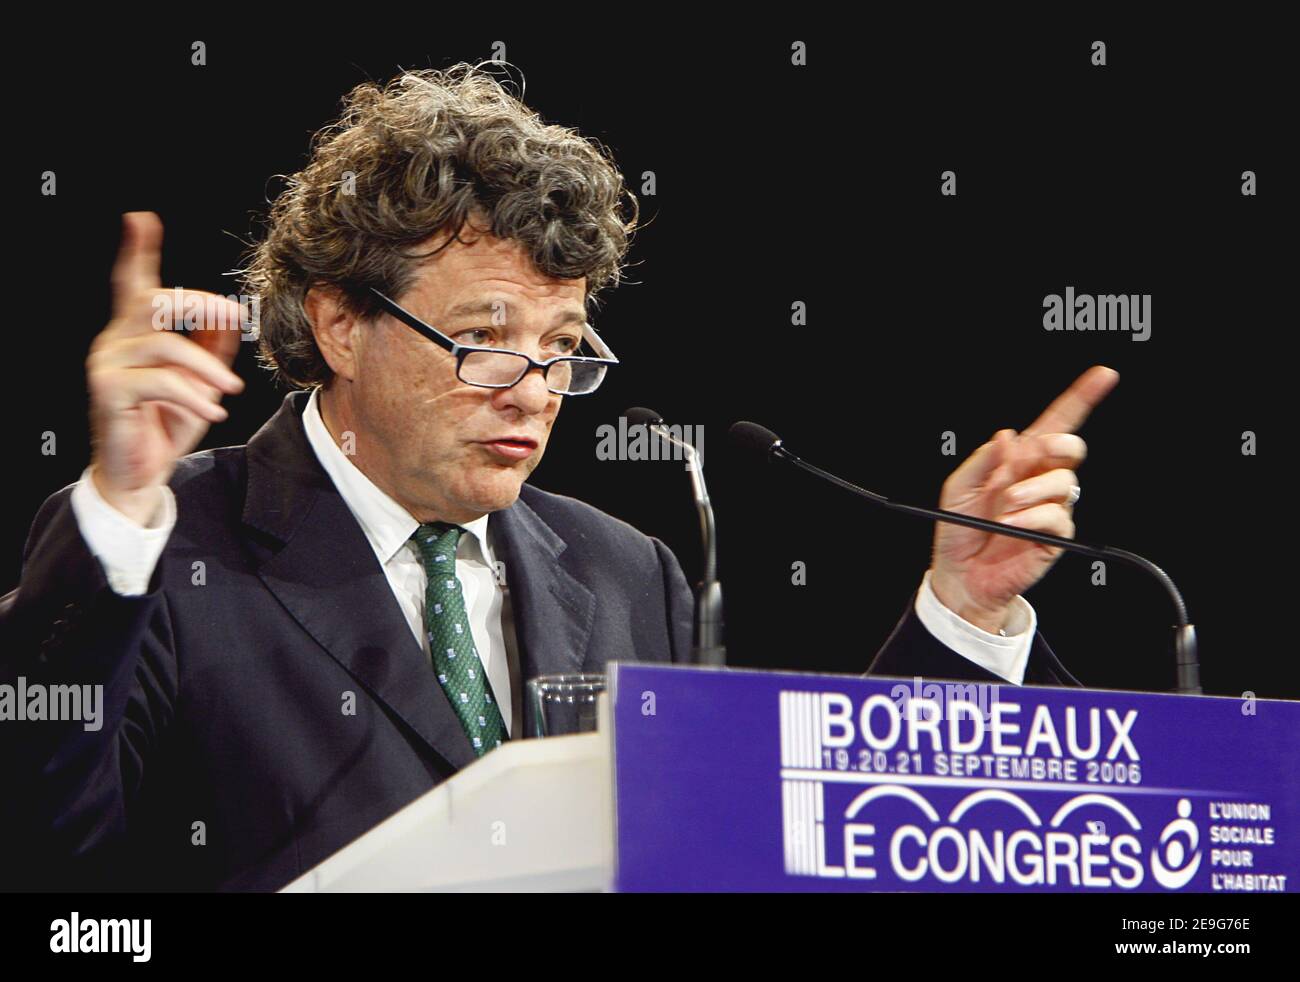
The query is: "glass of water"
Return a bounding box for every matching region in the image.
[527,673,606,737]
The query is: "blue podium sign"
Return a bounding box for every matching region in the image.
[608,664,1300,892]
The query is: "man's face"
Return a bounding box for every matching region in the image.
[315,220,586,525]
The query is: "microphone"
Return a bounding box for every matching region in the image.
[626,408,725,666]
[729,421,1200,694]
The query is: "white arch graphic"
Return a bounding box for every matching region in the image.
[948,789,1042,826]
[1049,793,1142,831]
[844,784,941,823]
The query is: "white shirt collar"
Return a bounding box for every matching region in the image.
[300,387,491,566]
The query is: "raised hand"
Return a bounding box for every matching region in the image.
[86,212,245,525]
[929,365,1120,633]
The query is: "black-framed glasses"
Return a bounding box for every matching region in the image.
[368,287,618,396]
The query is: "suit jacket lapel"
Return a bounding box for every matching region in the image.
[242,391,477,771]
[490,493,595,682]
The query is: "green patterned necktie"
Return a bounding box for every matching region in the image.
[410,522,508,757]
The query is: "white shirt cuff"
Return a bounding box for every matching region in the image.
[914,569,1036,685]
[69,467,176,596]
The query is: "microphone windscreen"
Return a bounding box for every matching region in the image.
[624,407,663,427]
[729,421,782,456]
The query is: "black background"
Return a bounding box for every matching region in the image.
[5,27,1293,699]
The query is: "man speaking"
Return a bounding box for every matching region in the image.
[0,64,1116,890]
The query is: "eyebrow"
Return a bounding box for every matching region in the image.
[442,299,587,329]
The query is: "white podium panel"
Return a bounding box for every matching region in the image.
[282,717,613,892]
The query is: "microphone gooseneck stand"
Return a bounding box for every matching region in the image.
[730,421,1199,694]
[626,408,726,666]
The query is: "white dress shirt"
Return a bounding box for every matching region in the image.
[297,387,516,733]
[67,392,1036,687]
[914,569,1034,684]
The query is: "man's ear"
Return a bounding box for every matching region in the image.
[304,285,362,382]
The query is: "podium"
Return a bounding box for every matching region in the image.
[284,664,1300,893]
[281,725,614,892]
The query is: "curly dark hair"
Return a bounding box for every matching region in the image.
[239,62,639,388]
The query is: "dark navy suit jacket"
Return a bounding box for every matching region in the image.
[0,391,1077,891]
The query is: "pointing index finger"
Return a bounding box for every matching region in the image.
[1022,365,1119,436]
[111,211,164,311]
